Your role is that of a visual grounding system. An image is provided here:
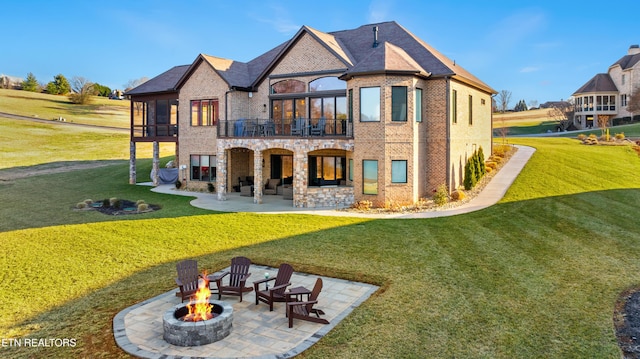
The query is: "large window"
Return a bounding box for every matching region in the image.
[309,76,345,92]
[391,160,407,183]
[392,86,407,121]
[191,99,218,126]
[309,155,346,186]
[360,87,380,122]
[414,88,422,122]
[271,79,305,94]
[362,160,378,194]
[190,155,216,181]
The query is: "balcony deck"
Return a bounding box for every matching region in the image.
[217,118,353,139]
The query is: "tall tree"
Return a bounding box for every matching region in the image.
[124,77,149,92]
[46,74,70,95]
[497,90,512,113]
[21,72,38,92]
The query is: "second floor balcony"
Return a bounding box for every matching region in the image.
[217,118,353,139]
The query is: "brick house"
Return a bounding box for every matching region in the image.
[572,44,640,128]
[127,21,496,208]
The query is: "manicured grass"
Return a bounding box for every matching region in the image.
[0,88,130,128]
[2,135,640,358]
[0,117,175,169]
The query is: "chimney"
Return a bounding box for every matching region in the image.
[629,44,640,55]
[372,26,379,48]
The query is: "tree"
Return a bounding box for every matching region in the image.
[21,72,39,92]
[514,99,528,112]
[529,100,539,109]
[93,83,111,97]
[547,101,575,131]
[69,76,97,104]
[497,90,512,113]
[627,86,640,118]
[45,74,70,95]
[124,77,149,92]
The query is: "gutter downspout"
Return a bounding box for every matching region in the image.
[445,76,451,192]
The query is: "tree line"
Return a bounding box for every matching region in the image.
[17,72,148,104]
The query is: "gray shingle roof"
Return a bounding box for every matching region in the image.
[610,53,640,70]
[133,21,496,95]
[125,65,189,95]
[572,73,618,95]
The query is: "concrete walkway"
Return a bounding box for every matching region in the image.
[149,145,535,219]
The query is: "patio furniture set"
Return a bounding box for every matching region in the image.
[175,257,329,328]
[239,176,293,200]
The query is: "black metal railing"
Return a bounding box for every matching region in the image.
[217,118,353,138]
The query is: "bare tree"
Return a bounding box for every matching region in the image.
[124,77,149,92]
[528,99,539,109]
[547,101,575,131]
[69,76,96,104]
[497,90,512,113]
[627,86,640,118]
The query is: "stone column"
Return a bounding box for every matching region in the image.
[129,141,136,184]
[253,150,263,204]
[152,141,160,186]
[216,147,227,201]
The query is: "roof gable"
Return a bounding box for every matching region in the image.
[341,41,430,79]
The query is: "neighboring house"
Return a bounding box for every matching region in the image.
[0,74,24,89]
[572,44,640,128]
[126,21,496,208]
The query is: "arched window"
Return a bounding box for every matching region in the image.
[309,76,346,92]
[270,79,305,94]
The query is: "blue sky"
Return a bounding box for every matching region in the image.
[1,0,638,106]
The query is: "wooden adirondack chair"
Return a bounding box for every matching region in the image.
[175,259,200,303]
[287,278,329,328]
[253,263,293,311]
[310,117,326,136]
[212,256,253,302]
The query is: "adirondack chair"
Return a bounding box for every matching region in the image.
[287,278,329,328]
[175,259,200,303]
[310,117,326,136]
[212,256,253,302]
[290,118,306,136]
[253,263,293,311]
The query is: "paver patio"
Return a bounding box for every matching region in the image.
[114,264,378,358]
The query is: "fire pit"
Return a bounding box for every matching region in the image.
[163,299,233,346]
[163,274,233,346]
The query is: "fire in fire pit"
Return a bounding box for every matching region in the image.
[163,274,233,346]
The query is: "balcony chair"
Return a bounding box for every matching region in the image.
[287,277,329,328]
[175,259,201,303]
[211,256,253,302]
[310,117,326,136]
[253,263,294,311]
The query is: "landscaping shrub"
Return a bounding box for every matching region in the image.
[76,202,87,209]
[175,180,182,189]
[464,156,477,190]
[351,200,372,211]
[83,199,93,205]
[207,182,215,192]
[577,134,586,141]
[451,190,466,201]
[136,199,146,205]
[137,203,149,212]
[433,184,449,206]
[615,132,625,140]
[477,146,486,175]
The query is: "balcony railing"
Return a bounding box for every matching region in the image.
[132,124,178,139]
[217,118,353,138]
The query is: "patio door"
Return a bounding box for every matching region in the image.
[270,155,293,184]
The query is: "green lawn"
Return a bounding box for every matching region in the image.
[1,127,640,357]
[0,88,130,128]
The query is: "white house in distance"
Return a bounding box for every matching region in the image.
[572,45,640,128]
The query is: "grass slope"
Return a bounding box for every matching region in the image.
[0,88,130,128]
[0,137,639,358]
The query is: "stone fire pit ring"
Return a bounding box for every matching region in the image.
[163,300,233,347]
